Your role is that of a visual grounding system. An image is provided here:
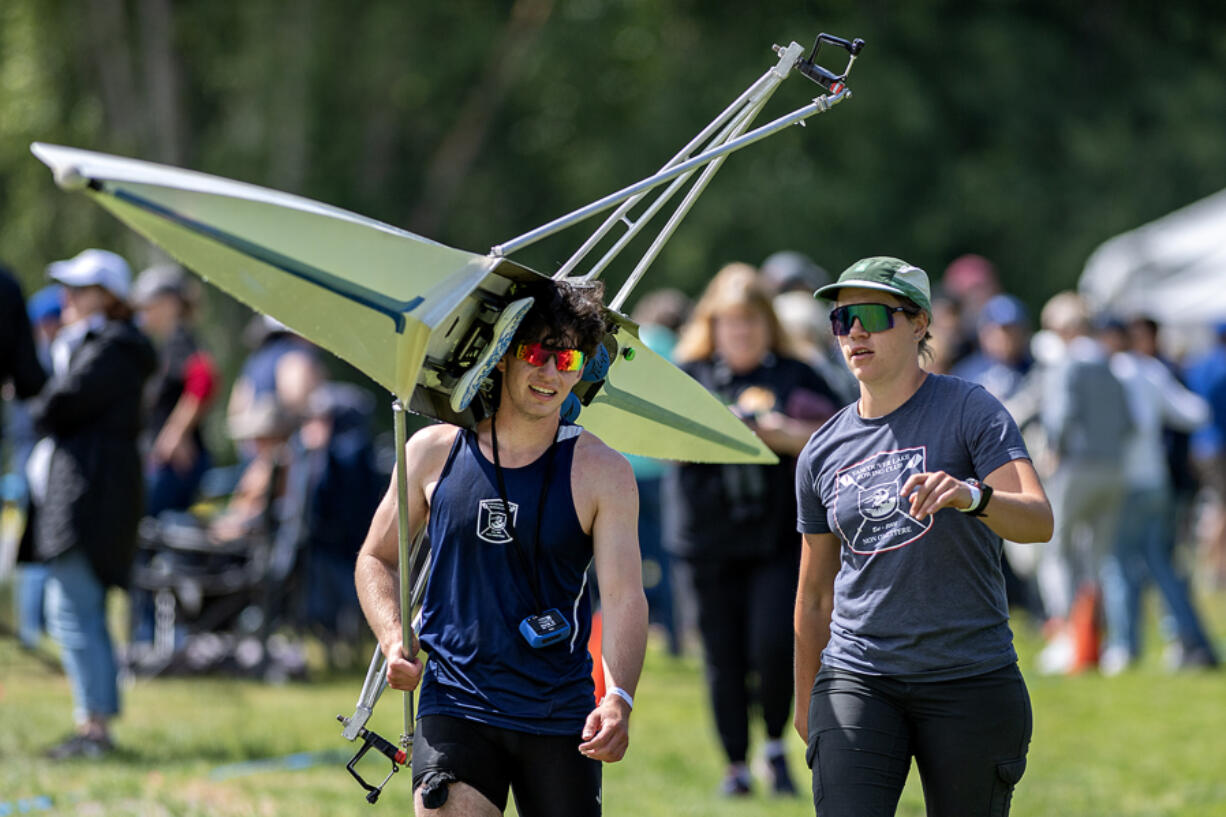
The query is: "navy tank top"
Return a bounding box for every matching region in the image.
[417,422,595,734]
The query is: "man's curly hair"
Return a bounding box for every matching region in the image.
[512,278,609,358]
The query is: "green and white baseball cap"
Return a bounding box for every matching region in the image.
[814,256,931,317]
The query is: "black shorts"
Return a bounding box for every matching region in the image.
[413,714,601,817]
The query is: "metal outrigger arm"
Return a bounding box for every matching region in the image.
[491,33,864,312]
[336,32,862,805]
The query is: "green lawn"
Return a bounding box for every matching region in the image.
[1,588,1224,816]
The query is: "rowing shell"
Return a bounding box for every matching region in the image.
[32,142,775,464]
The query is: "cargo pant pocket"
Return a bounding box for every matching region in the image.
[990,757,1027,817]
[805,734,822,805]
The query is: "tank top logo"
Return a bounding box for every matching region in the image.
[834,446,932,554]
[476,498,519,545]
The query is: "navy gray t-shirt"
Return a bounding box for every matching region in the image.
[795,374,1030,681]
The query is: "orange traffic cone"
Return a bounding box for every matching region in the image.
[1068,583,1102,674]
[588,609,605,702]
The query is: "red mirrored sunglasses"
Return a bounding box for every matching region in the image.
[513,341,587,372]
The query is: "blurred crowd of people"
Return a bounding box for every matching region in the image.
[5,244,1224,779]
[925,257,1221,679]
[1,250,382,759]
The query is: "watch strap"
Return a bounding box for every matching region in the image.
[962,478,993,517]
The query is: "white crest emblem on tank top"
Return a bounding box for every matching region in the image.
[477,498,519,544]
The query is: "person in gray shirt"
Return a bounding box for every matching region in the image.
[793,257,1053,817]
[1032,293,1132,675]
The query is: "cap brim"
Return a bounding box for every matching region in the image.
[814,280,910,302]
[46,259,93,287]
[46,258,129,299]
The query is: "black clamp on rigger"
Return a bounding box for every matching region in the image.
[339,718,409,805]
[795,33,865,92]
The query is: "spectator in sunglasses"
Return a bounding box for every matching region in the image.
[794,256,1052,816]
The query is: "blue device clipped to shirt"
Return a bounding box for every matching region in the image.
[519,608,571,648]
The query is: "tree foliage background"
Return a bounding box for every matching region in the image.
[3,0,1226,386]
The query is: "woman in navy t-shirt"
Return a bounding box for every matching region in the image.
[793,257,1053,817]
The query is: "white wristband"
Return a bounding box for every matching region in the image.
[605,685,634,710]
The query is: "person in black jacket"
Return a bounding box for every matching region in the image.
[664,263,839,796]
[2,269,51,649]
[27,249,156,759]
[0,265,47,403]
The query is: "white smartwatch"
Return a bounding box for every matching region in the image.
[959,478,992,516]
[959,480,982,514]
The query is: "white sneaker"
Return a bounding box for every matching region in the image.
[449,296,534,413]
[1099,645,1131,677]
[1037,632,1074,676]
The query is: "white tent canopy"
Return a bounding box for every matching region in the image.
[1079,186,1226,326]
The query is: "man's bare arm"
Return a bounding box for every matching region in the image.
[354,425,451,690]
[578,441,648,763]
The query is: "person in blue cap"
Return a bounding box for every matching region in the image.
[793,257,1053,816]
[26,285,65,367]
[951,293,1034,400]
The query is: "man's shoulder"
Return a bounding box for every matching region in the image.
[573,427,629,464]
[411,420,461,442]
[408,423,464,471]
[572,428,634,482]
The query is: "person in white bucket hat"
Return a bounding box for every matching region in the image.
[46,248,132,302]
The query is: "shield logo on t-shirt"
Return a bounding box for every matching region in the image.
[477,498,518,544]
[834,447,932,554]
[858,484,898,520]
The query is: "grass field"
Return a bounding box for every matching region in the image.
[1,586,1224,816]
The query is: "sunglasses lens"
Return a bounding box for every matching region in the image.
[516,343,549,366]
[830,304,894,335]
[553,349,585,372]
[515,343,586,372]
